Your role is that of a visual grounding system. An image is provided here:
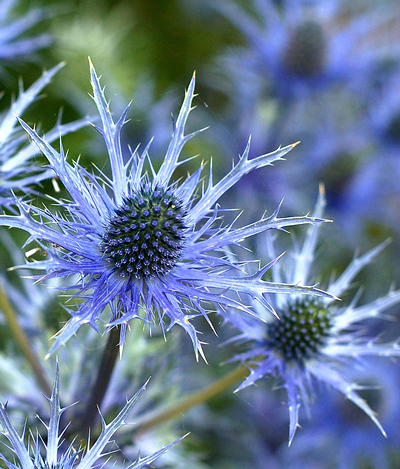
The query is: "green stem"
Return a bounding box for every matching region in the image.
[133,364,250,436]
[76,325,121,442]
[0,282,51,396]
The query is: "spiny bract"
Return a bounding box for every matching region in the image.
[0,63,87,207]
[0,365,180,469]
[0,0,52,66]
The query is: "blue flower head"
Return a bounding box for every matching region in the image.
[0,63,88,207]
[0,60,329,358]
[0,0,52,68]
[0,365,180,469]
[225,186,400,444]
[216,0,395,99]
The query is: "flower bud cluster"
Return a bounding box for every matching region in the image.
[266,298,332,363]
[101,183,188,279]
[284,20,327,77]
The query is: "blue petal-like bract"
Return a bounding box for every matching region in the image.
[0,0,52,66]
[0,63,89,207]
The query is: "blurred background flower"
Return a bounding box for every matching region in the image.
[221,188,400,445]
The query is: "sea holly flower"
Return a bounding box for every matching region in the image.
[205,0,396,217]
[207,0,397,170]
[214,0,396,99]
[0,0,52,67]
[0,62,88,207]
[225,186,400,444]
[0,365,181,469]
[0,60,329,357]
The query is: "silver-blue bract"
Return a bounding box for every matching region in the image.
[284,360,400,469]
[0,60,330,358]
[0,366,180,469]
[0,0,51,65]
[225,186,400,445]
[0,63,88,207]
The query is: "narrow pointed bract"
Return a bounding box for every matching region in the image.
[0,368,180,469]
[0,63,89,207]
[225,187,400,444]
[0,61,329,357]
[0,0,52,66]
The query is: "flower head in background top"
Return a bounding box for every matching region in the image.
[0,60,330,358]
[225,186,400,444]
[206,0,398,217]
[0,365,181,469]
[0,0,52,69]
[0,62,88,208]
[214,0,397,100]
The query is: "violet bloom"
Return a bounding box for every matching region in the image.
[215,0,396,99]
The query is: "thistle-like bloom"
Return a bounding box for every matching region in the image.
[214,0,396,99]
[0,366,180,469]
[0,60,329,357]
[0,62,88,207]
[206,0,396,214]
[225,187,400,444]
[0,0,52,66]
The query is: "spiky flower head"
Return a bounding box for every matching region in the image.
[215,0,396,98]
[0,365,180,469]
[0,63,88,207]
[225,186,400,444]
[0,0,52,68]
[0,60,329,357]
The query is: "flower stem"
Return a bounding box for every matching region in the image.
[0,282,51,396]
[133,364,250,436]
[76,325,121,442]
